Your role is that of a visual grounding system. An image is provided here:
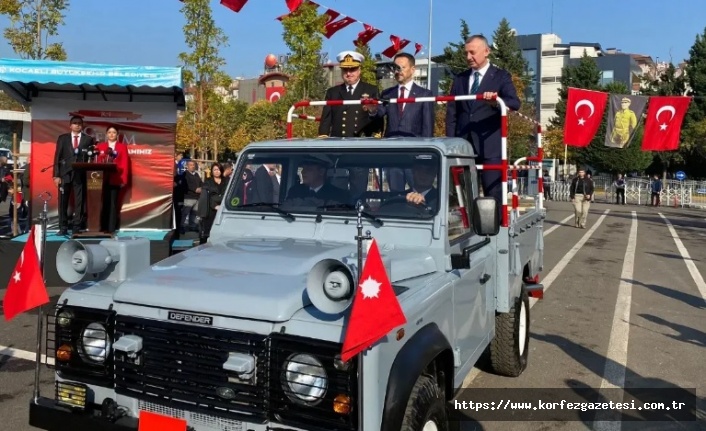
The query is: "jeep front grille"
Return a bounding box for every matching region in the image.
[114,316,268,423]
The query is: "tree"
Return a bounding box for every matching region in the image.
[506,75,537,162]
[489,18,526,77]
[685,27,706,123]
[280,0,328,101]
[177,0,230,159]
[433,19,470,95]
[355,41,378,90]
[0,0,69,60]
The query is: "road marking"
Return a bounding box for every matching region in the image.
[0,344,54,366]
[463,210,610,387]
[659,213,706,304]
[594,211,637,430]
[543,214,574,237]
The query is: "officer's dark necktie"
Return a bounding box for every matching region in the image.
[470,71,480,95]
[347,85,353,95]
[398,86,405,115]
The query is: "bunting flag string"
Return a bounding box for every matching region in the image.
[219,0,425,58]
[563,87,694,152]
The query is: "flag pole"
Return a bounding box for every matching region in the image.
[426,0,433,91]
[563,143,568,180]
[354,200,371,431]
[33,192,50,403]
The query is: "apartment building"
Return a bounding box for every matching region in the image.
[517,33,642,127]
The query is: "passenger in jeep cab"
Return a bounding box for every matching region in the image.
[404,158,439,207]
[284,157,351,205]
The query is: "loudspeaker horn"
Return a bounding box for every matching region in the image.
[56,240,117,284]
[306,259,355,315]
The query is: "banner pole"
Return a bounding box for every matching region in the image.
[354,200,371,431]
[33,193,50,403]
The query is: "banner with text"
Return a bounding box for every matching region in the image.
[30,100,176,230]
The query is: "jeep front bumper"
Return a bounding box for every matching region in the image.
[29,397,137,431]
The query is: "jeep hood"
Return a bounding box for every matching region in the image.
[112,238,437,322]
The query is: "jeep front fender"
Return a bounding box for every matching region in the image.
[380,323,452,431]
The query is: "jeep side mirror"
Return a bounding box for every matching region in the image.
[472,197,499,236]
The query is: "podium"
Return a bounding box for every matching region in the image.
[72,162,117,238]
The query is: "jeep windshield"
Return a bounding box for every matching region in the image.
[225,148,441,220]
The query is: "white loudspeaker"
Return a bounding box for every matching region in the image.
[56,240,118,284]
[305,259,355,315]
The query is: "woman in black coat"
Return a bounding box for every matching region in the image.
[198,162,228,244]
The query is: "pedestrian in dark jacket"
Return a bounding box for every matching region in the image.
[569,168,594,229]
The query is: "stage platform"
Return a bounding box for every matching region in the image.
[0,229,199,288]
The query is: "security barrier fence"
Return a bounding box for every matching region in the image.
[519,176,706,209]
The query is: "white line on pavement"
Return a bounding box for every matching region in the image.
[594,211,638,430]
[0,344,54,365]
[464,210,610,388]
[543,214,575,237]
[659,213,706,304]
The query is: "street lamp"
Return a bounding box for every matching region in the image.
[427,0,433,91]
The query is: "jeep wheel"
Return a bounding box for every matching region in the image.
[489,290,530,377]
[400,375,450,431]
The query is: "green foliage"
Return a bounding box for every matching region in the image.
[0,0,69,60]
[0,90,25,111]
[574,82,652,174]
[355,42,379,91]
[685,27,706,121]
[489,18,527,77]
[548,52,602,130]
[177,0,229,88]
[176,0,230,159]
[433,19,470,95]
[280,1,328,100]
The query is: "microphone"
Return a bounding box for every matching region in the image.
[41,158,68,172]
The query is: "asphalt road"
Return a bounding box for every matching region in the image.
[1,200,705,431]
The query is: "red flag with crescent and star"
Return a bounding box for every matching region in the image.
[563,87,609,147]
[354,24,382,46]
[324,16,357,39]
[382,35,411,58]
[641,96,692,152]
[3,226,49,321]
[341,239,406,362]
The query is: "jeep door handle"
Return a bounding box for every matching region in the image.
[480,274,491,284]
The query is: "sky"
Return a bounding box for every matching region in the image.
[0,0,703,79]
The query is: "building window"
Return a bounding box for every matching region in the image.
[541,76,561,83]
[600,70,614,86]
[540,103,557,110]
[541,49,570,56]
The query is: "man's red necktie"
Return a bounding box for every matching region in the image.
[73,135,78,149]
[398,86,405,115]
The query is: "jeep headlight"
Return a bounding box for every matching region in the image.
[80,322,111,363]
[282,353,327,405]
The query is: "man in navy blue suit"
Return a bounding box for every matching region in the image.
[369,52,435,192]
[446,34,521,221]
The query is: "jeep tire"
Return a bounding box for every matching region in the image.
[489,290,530,377]
[400,375,450,431]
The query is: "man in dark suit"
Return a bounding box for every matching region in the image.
[403,157,440,209]
[446,34,521,221]
[52,115,96,235]
[368,52,435,192]
[252,164,277,203]
[319,51,383,198]
[285,157,351,206]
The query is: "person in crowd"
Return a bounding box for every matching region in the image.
[285,157,351,205]
[569,168,594,229]
[650,174,662,206]
[52,115,96,235]
[4,174,28,233]
[181,160,202,233]
[543,170,552,201]
[222,162,233,179]
[197,162,228,244]
[614,173,626,205]
[252,163,277,203]
[445,34,521,222]
[95,125,130,233]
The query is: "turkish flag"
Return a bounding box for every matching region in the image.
[415,43,423,55]
[266,86,285,102]
[563,87,609,147]
[341,239,406,362]
[641,96,692,151]
[382,35,410,58]
[220,0,248,12]
[324,16,356,39]
[3,226,49,321]
[322,8,340,25]
[354,24,382,46]
[286,0,303,12]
